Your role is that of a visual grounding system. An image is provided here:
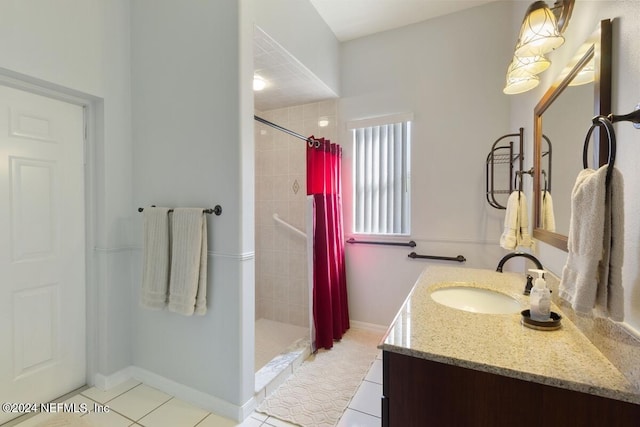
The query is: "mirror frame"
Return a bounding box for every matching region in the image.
[533,19,612,251]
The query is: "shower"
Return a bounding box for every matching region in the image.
[253,100,338,388]
[252,24,340,396]
[253,107,311,395]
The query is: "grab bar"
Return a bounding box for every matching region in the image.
[408,252,466,263]
[346,238,416,247]
[273,214,306,239]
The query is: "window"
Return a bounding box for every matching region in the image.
[349,114,411,235]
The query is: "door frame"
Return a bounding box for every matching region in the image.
[0,69,101,390]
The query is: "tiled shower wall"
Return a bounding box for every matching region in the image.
[255,99,338,327]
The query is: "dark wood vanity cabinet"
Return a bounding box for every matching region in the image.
[382,351,640,427]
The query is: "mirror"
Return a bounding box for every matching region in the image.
[533,19,612,251]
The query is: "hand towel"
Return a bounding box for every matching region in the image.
[141,207,171,309]
[500,191,532,250]
[596,167,624,321]
[541,190,556,232]
[168,208,208,316]
[559,167,606,314]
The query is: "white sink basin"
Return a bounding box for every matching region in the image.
[430,286,521,314]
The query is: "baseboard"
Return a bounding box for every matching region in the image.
[93,366,256,422]
[93,366,134,391]
[350,320,388,334]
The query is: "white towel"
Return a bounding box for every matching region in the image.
[541,190,556,232]
[500,191,532,250]
[559,166,624,318]
[596,167,624,321]
[141,207,171,309]
[168,208,208,316]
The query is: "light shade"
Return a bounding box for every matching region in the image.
[503,73,540,95]
[514,1,564,57]
[507,54,551,78]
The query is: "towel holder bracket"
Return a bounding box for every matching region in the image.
[608,104,640,129]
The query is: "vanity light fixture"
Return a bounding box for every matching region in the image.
[318,117,330,127]
[504,0,574,95]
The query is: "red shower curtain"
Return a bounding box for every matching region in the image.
[307,137,349,350]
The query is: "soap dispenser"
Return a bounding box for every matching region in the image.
[529,269,551,321]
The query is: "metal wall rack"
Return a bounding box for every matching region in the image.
[485,128,552,209]
[485,128,524,209]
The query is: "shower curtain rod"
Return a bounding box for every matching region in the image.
[254,115,318,144]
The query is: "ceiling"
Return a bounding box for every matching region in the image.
[309,0,499,42]
[254,0,499,111]
[253,26,337,112]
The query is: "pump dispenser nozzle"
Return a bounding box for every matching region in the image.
[528,268,550,321]
[528,269,545,281]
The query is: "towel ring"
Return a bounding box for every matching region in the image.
[583,115,617,186]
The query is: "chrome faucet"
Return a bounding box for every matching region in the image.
[495,252,544,295]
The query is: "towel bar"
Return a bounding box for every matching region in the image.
[138,205,222,216]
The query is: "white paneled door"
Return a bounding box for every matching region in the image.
[0,85,86,424]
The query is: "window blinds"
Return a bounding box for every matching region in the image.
[353,121,411,235]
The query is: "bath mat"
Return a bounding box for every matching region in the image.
[257,327,382,427]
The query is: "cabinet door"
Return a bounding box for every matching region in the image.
[383,351,640,426]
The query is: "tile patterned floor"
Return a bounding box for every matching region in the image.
[10,352,382,427]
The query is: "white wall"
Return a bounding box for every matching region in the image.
[0,0,133,379]
[130,0,255,413]
[507,0,640,335]
[0,0,103,97]
[339,1,514,326]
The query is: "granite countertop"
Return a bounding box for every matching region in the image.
[379,265,640,405]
